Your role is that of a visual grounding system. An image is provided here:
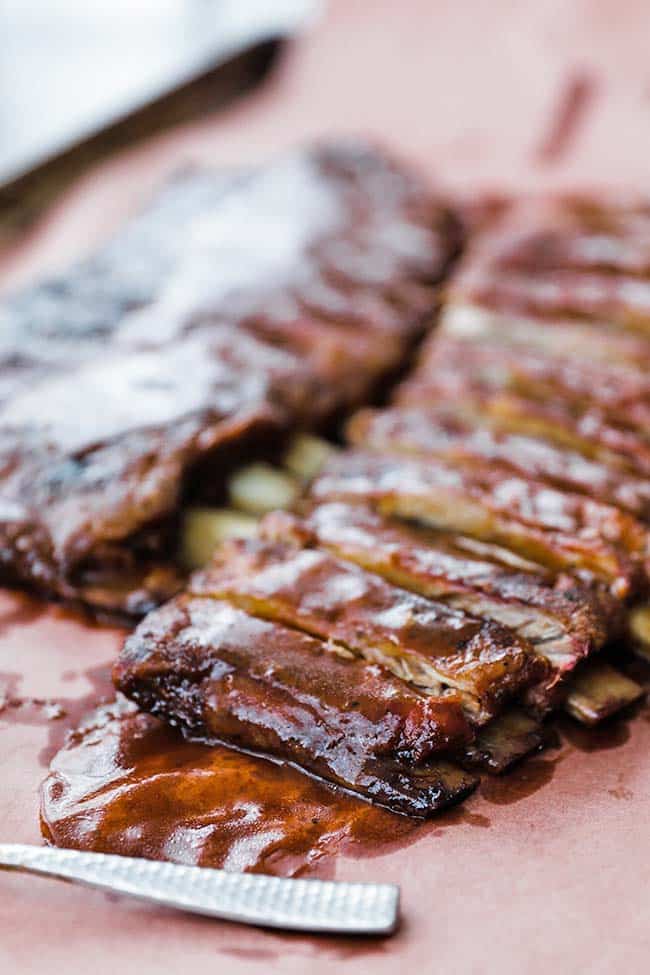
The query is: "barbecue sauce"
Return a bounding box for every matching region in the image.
[40,699,424,878]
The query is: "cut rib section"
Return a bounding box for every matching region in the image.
[191,535,546,722]
[114,597,477,816]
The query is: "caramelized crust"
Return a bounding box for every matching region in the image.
[114,597,476,816]
[192,536,545,721]
[448,391,650,479]
[440,303,650,369]
[477,194,650,277]
[347,406,650,520]
[0,143,457,613]
[263,504,621,710]
[449,193,650,331]
[309,450,648,598]
[454,265,650,332]
[399,333,650,430]
[0,330,296,614]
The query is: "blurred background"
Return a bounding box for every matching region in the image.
[0,0,317,183]
[1,0,649,282]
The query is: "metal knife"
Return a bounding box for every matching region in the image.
[0,844,400,935]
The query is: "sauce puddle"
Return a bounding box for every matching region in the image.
[479,754,561,804]
[40,699,426,878]
[38,677,641,877]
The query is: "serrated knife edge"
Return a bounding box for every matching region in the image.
[0,843,399,935]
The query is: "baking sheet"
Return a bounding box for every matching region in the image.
[2,1,650,971]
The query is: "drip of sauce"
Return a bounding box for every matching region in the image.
[40,688,621,873]
[479,755,560,804]
[1,659,115,767]
[40,699,426,878]
[37,640,640,873]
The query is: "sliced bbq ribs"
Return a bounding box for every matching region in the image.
[114,596,477,816]
[346,406,650,520]
[192,535,546,721]
[451,192,650,331]
[309,449,648,598]
[262,504,621,710]
[111,187,650,819]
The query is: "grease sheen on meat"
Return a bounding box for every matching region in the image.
[0,142,457,614]
[114,597,476,816]
[111,187,650,829]
[192,535,545,720]
[263,504,621,712]
[347,405,650,520]
[451,193,650,331]
[309,449,648,598]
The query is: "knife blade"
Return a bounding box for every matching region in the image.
[0,844,400,935]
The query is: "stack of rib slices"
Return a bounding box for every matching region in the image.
[115,188,650,818]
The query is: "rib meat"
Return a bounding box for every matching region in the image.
[113,597,477,816]
[347,406,650,520]
[443,391,650,480]
[263,504,622,712]
[192,535,546,721]
[399,333,650,430]
[450,192,650,331]
[309,450,648,598]
[0,142,457,614]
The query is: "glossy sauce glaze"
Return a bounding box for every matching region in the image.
[309,448,647,597]
[449,192,650,329]
[114,596,477,816]
[195,536,544,717]
[38,682,642,873]
[0,143,456,616]
[347,405,650,519]
[40,699,425,878]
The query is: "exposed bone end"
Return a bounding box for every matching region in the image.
[629,604,650,661]
[463,709,545,773]
[565,662,644,725]
[358,758,479,818]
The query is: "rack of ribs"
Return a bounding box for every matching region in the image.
[112,187,650,821]
[0,142,458,616]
